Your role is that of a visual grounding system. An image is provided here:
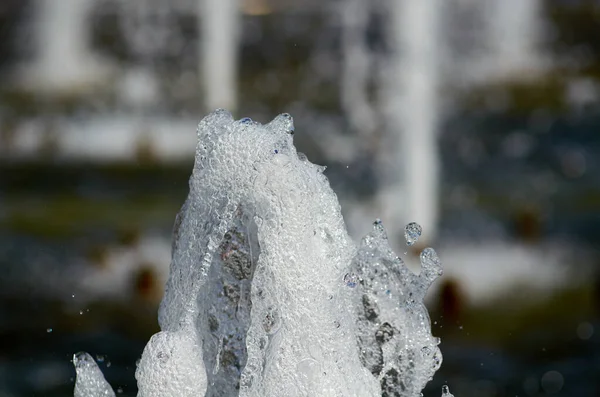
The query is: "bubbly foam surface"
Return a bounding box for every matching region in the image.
[73,352,115,397]
[73,110,445,396]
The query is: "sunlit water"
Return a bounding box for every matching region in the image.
[69,110,446,396]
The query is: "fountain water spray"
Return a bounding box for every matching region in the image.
[73,110,449,396]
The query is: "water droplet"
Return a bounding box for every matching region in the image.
[79,310,83,315]
[371,218,388,239]
[46,328,53,333]
[404,222,422,246]
[441,385,454,396]
[343,273,358,288]
[420,247,443,280]
[373,218,383,229]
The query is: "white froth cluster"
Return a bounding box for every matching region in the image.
[73,352,115,397]
[73,110,447,396]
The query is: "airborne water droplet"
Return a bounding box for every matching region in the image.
[404,222,422,246]
[441,385,454,397]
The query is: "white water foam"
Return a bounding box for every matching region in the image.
[73,110,446,396]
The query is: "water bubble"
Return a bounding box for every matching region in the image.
[262,310,280,334]
[576,321,594,340]
[117,387,123,394]
[343,273,358,288]
[541,370,564,394]
[106,361,112,368]
[46,328,53,333]
[79,310,84,315]
[96,355,105,363]
[240,117,252,124]
[73,352,94,367]
[373,218,384,232]
[404,222,422,246]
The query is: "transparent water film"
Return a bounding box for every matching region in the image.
[73,110,445,396]
[73,352,115,397]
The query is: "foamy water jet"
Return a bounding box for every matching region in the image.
[73,110,448,396]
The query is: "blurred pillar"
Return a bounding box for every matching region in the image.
[200,0,240,112]
[381,0,441,243]
[24,0,111,93]
[340,0,376,138]
[485,0,544,78]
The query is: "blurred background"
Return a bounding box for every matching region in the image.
[0,0,599,396]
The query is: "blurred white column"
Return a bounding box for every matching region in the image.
[382,0,441,243]
[21,0,112,93]
[200,0,240,112]
[485,0,544,79]
[340,0,376,137]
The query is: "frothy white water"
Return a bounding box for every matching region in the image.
[73,352,115,397]
[73,110,446,396]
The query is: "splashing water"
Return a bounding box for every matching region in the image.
[72,110,449,396]
[350,220,443,395]
[73,352,115,397]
